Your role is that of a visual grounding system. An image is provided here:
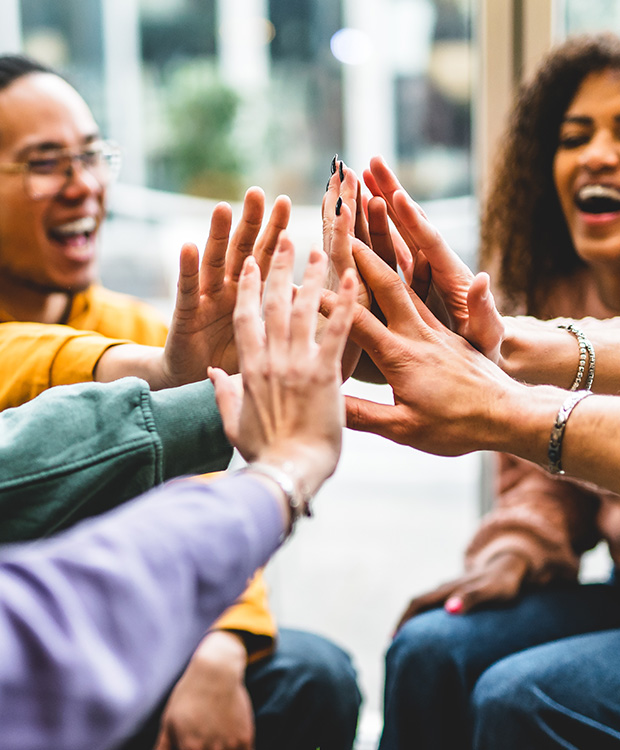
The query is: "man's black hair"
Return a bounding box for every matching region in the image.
[0,54,55,92]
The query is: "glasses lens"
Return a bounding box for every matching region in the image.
[27,166,67,200]
[25,141,122,199]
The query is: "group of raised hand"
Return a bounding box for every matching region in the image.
[158,154,513,472]
[171,154,620,498]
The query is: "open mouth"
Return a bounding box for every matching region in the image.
[575,184,620,214]
[48,217,97,246]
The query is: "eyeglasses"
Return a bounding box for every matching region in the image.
[0,140,122,199]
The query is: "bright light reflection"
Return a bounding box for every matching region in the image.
[330,28,372,65]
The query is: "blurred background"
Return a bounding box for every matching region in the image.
[1,0,619,746]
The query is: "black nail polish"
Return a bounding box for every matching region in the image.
[335,196,342,216]
[325,178,331,192]
[331,154,338,175]
[339,160,345,182]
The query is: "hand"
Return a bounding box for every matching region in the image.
[161,188,291,385]
[154,631,254,750]
[210,235,357,498]
[338,241,527,457]
[395,552,530,632]
[322,161,392,381]
[364,156,504,361]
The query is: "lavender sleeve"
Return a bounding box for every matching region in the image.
[0,474,285,750]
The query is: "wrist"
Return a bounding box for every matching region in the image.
[499,317,587,390]
[254,444,337,500]
[194,631,247,676]
[485,382,567,469]
[240,458,317,534]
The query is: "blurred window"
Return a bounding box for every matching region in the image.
[562,0,620,34]
[19,0,475,204]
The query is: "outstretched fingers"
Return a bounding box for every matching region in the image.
[465,272,505,362]
[263,234,295,355]
[317,269,358,372]
[345,395,407,442]
[392,190,472,285]
[254,194,292,279]
[367,196,398,271]
[199,202,233,296]
[208,367,242,445]
[289,248,328,361]
[227,186,266,281]
[233,256,264,373]
[351,242,426,329]
[364,157,423,252]
[174,242,201,317]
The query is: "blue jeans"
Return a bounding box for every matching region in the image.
[247,628,362,750]
[122,627,361,750]
[379,582,620,750]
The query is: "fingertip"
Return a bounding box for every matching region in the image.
[275,231,294,254]
[275,193,292,210]
[242,255,258,275]
[341,268,357,291]
[445,596,464,615]
[245,185,265,200]
[369,154,385,170]
[308,246,326,264]
[179,242,199,271]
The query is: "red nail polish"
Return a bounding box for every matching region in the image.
[445,597,463,614]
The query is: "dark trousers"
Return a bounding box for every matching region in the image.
[380,582,620,750]
[120,627,362,750]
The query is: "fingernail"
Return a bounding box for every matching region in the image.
[326,177,331,192]
[335,196,342,216]
[339,160,345,182]
[445,597,463,615]
[331,154,338,175]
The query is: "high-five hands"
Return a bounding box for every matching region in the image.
[210,235,358,499]
[364,156,505,363]
[162,187,291,385]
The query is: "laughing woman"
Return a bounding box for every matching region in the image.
[380,33,620,750]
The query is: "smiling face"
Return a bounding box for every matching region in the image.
[0,72,106,307]
[553,68,620,271]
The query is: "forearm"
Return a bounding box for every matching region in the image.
[500,316,620,393]
[0,378,232,543]
[0,474,286,750]
[93,343,170,389]
[489,382,620,495]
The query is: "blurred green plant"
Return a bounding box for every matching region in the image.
[162,60,245,200]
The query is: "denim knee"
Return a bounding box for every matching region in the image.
[471,658,538,749]
[380,610,477,750]
[248,628,362,750]
[385,609,473,696]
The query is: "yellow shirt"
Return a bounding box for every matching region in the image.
[0,284,276,655]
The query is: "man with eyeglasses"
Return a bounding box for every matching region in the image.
[0,55,361,750]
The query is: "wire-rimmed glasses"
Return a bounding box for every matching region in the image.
[0,140,122,199]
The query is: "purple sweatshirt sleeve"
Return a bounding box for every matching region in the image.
[0,474,285,750]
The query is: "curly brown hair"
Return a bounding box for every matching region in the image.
[480,33,620,315]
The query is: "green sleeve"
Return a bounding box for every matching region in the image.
[0,377,232,543]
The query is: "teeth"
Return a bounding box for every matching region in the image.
[52,217,97,236]
[577,184,620,202]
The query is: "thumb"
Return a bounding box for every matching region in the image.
[466,272,504,363]
[345,395,398,439]
[209,367,242,444]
